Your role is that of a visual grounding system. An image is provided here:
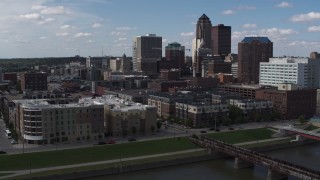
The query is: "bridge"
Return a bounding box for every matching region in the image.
[279,126,320,141]
[190,136,320,180]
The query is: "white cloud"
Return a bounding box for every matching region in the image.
[118,37,127,41]
[180,32,194,36]
[75,32,92,37]
[38,18,55,25]
[110,31,126,36]
[40,6,69,15]
[116,26,137,30]
[56,32,69,37]
[222,10,235,15]
[291,12,320,22]
[19,13,42,20]
[60,25,72,29]
[31,5,47,10]
[276,2,292,8]
[92,23,102,28]
[242,24,257,28]
[260,28,297,35]
[308,26,320,32]
[39,36,48,40]
[162,39,168,43]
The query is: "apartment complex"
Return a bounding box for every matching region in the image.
[260,57,320,88]
[11,95,156,144]
[255,84,316,120]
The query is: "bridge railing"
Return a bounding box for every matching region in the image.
[189,136,320,179]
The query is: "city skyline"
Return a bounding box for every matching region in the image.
[0,0,319,58]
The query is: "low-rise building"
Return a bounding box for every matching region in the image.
[10,95,156,144]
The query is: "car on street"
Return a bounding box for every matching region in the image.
[228,127,234,130]
[11,140,18,144]
[96,141,106,145]
[107,139,116,144]
[200,130,207,133]
[215,129,220,132]
[128,137,137,142]
[0,150,6,154]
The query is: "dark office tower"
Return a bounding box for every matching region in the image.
[196,14,212,49]
[238,37,273,84]
[211,24,231,56]
[165,42,185,69]
[132,34,162,75]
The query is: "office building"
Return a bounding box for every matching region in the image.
[259,57,320,88]
[165,42,185,69]
[238,37,273,84]
[20,72,48,91]
[211,24,231,56]
[192,14,213,77]
[132,34,162,74]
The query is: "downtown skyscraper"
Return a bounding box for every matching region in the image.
[132,34,162,75]
[238,37,273,84]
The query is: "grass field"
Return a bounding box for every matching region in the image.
[8,150,208,180]
[0,137,198,171]
[305,125,319,131]
[205,128,275,144]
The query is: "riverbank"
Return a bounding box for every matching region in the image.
[8,138,318,180]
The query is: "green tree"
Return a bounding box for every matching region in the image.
[186,118,193,128]
[156,121,162,130]
[131,126,137,135]
[150,125,156,134]
[298,115,306,124]
[229,105,243,122]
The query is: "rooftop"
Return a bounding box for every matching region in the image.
[241,37,272,43]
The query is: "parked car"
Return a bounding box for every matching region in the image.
[128,137,137,142]
[11,140,18,144]
[200,130,207,133]
[0,150,6,154]
[107,139,116,144]
[96,141,106,145]
[228,127,234,130]
[215,129,220,132]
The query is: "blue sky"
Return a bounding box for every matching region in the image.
[0,0,319,58]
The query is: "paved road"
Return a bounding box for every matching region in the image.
[0,120,298,154]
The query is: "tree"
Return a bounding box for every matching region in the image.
[298,115,306,124]
[185,118,193,128]
[131,126,137,135]
[156,121,162,131]
[150,125,156,134]
[229,105,243,123]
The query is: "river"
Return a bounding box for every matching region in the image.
[91,143,320,180]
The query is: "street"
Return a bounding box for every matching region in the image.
[0,119,298,154]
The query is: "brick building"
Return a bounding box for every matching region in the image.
[255,84,316,120]
[20,72,47,91]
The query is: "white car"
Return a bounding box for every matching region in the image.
[11,140,18,144]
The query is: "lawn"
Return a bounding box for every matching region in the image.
[205,128,276,144]
[0,137,198,171]
[9,150,208,180]
[305,125,319,131]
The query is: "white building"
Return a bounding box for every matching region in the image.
[259,57,320,88]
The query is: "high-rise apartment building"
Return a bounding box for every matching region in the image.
[211,24,231,56]
[196,14,212,49]
[238,37,273,84]
[132,34,162,74]
[165,42,185,69]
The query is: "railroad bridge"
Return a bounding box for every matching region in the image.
[190,136,320,180]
